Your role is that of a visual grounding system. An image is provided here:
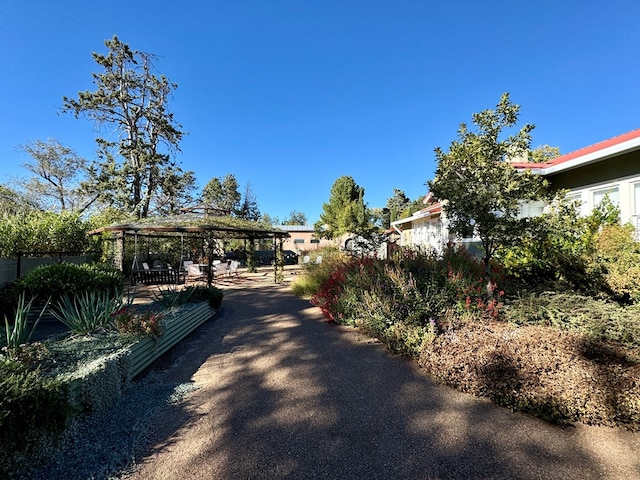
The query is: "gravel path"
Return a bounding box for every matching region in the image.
[23,274,640,479]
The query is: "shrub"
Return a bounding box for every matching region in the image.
[292,248,349,299]
[310,254,451,355]
[0,352,70,474]
[418,320,640,429]
[503,291,640,351]
[113,308,164,337]
[594,224,640,302]
[12,262,123,306]
[310,255,373,323]
[185,285,224,309]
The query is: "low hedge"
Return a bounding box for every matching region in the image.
[0,263,123,319]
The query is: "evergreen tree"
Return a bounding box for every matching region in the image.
[382,188,411,228]
[62,36,190,218]
[282,210,307,225]
[236,182,261,221]
[202,174,241,213]
[315,176,371,239]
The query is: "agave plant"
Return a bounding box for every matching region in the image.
[151,285,195,309]
[52,290,124,335]
[2,293,51,349]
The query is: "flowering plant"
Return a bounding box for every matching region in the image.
[112,308,163,337]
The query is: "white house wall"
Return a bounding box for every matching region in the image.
[561,174,640,233]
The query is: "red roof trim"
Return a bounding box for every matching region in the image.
[511,128,640,170]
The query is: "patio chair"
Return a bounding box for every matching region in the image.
[228,260,240,277]
[315,256,323,264]
[302,255,310,266]
[214,262,229,278]
[186,263,205,283]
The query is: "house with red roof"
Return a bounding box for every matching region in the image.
[391,128,640,251]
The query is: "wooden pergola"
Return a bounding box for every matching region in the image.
[89,217,290,285]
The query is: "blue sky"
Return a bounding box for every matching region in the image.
[1,1,639,223]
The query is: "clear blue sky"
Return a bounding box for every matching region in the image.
[2,0,639,223]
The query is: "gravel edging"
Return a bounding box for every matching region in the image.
[9,309,219,480]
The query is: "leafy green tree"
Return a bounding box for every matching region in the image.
[315,176,371,239]
[282,210,307,225]
[0,211,92,257]
[155,169,197,215]
[497,192,621,293]
[0,185,35,215]
[428,93,548,277]
[260,213,280,226]
[15,139,96,213]
[202,174,241,213]
[62,35,191,218]
[529,145,561,163]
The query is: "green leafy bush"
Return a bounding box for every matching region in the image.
[0,210,93,258]
[13,262,123,305]
[594,224,640,302]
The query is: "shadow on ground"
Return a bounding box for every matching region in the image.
[121,285,639,480]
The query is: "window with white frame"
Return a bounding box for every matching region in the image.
[565,191,586,216]
[593,186,619,208]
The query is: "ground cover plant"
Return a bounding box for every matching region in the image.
[297,246,640,430]
[0,265,224,478]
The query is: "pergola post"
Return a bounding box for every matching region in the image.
[273,236,284,283]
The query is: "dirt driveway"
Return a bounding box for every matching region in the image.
[122,278,640,479]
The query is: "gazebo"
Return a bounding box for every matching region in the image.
[89,216,291,285]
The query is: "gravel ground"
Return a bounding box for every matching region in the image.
[15,272,640,479]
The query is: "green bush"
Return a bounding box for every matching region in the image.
[12,262,123,306]
[594,224,640,302]
[0,352,70,475]
[186,285,224,309]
